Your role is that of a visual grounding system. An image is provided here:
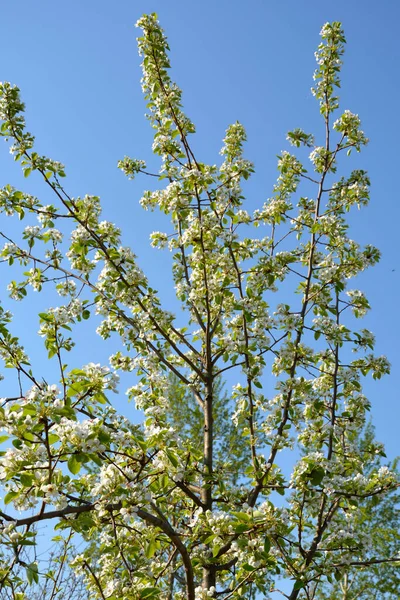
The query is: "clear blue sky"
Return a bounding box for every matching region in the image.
[0,0,399,463]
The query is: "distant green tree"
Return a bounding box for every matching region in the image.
[312,423,400,600]
[165,373,251,486]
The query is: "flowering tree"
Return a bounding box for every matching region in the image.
[0,13,398,600]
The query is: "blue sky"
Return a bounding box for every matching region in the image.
[0,0,399,458]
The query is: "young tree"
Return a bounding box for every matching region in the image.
[0,13,398,600]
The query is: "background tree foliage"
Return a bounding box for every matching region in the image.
[0,13,398,600]
[313,423,400,600]
[165,374,251,486]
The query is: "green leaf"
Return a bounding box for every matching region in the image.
[140,587,161,598]
[22,404,37,416]
[310,467,325,486]
[26,562,39,585]
[294,580,305,591]
[234,523,251,533]
[97,431,110,444]
[20,473,33,487]
[165,449,178,467]
[264,537,271,554]
[202,534,216,545]
[67,382,85,398]
[4,490,19,505]
[67,455,81,475]
[145,539,157,559]
[0,435,9,444]
[94,391,108,404]
[334,569,343,581]
[232,511,251,522]
[39,312,53,322]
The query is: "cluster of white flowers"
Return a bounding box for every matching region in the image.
[194,586,216,599]
[334,110,369,150]
[36,204,58,226]
[309,146,333,173]
[53,417,107,453]
[149,230,169,248]
[313,317,350,344]
[56,279,77,297]
[38,299,83,335]
[117,156,146,179]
